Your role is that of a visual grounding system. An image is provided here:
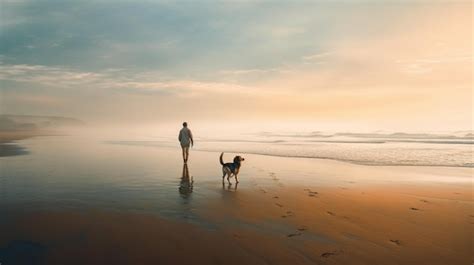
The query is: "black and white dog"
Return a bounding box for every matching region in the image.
[220,152,245,183]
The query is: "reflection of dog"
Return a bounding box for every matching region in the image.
[220,152,245,183]
[222,181,238,191]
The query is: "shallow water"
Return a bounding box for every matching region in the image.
[0,136,225,226]
[1,135,471,220]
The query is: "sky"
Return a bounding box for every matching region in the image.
[0,0,472,132]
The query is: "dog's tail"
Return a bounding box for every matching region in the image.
[219,152,224,165]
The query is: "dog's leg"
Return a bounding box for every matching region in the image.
[222,170,226,182]
[227,174,231,184]
[235,174,239,183]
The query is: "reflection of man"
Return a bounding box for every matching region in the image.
[179,163,193,196]
[178,122,194,163]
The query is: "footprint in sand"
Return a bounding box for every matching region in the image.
[409,207,420,211]
[275,203,283,208]
[273,196,279,199]
[389,239,401,246]
[287,232,302,237]
[304,188,319,197]
[321,251,340,258]
[287,226,308,237]
[419,199,429,203]
[326,212,349,220]
[268,172,283,187]
[281,211,294,218]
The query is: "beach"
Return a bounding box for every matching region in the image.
[0,135,472,264]
[2,0,472,264]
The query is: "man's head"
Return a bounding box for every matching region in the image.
[183,122,188,127]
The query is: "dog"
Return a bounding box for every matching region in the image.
[220,152,245,183]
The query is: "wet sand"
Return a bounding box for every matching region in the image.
[0,145,472,265]
[204,184,472,265]
[0,130,57,156]
[0,131,46,143]
[0,143,29,157]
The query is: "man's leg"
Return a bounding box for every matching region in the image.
[181,147,186,162]
[184,147,189,162]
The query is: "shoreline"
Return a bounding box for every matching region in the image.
[0,130,63,143]
[5,133,473,168]
[196,148,474,169]
[107,137,474,168]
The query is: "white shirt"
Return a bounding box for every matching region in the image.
[179,127,193,145]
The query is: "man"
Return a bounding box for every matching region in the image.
[178,122,193,163]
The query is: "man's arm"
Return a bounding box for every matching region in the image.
[178,131,182,142]
[189,130,194,147]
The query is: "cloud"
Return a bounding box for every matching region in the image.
[0,63,104,87]
[302,52,333,61]
[0,62,258,96]
[396,54,473,75]
[10,94,65,107]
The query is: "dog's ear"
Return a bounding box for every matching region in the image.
[233,156,239,163]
